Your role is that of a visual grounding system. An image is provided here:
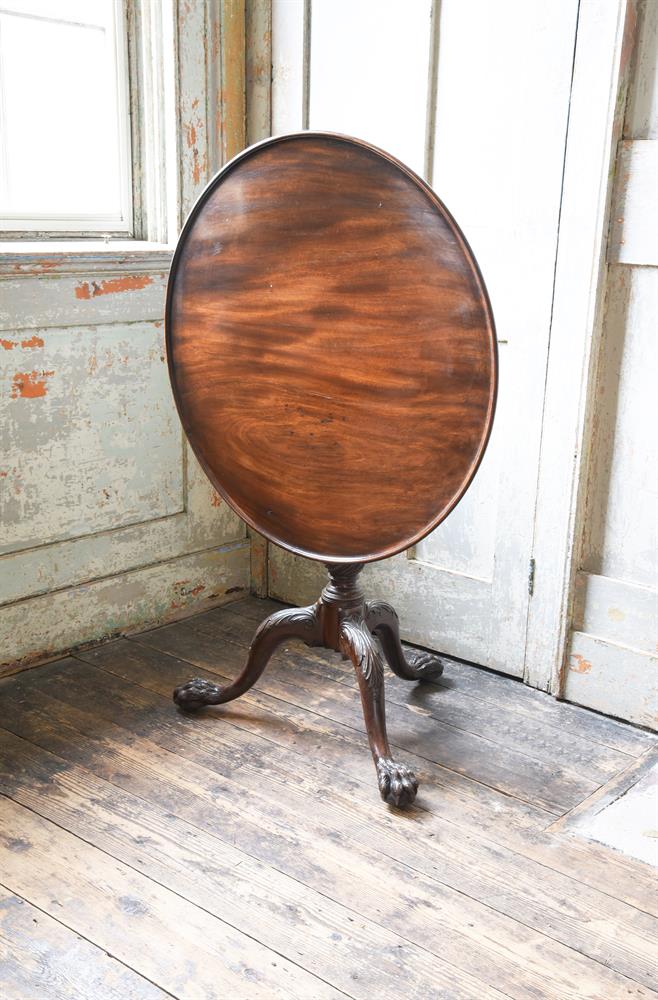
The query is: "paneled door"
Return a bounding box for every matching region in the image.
[269,0,580,677]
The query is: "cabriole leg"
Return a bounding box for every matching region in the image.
[173,604,321,710]
[339,615,418,808]
[366,600,446,682]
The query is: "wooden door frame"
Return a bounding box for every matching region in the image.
[523,0,635,693]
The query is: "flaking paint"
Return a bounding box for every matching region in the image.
[75,275,154,300]
[569,654,593,674]
[2,334,44,349]
[10,370,54,399]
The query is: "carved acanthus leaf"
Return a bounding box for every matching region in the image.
[255,604,321,645]
[339,619,384,688]
[365,600,399,630]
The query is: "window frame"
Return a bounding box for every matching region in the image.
[0,0,172,243]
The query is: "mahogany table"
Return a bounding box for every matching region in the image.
[166,132,497,808]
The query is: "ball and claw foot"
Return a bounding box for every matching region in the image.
[405,648,446,682]
[376,758,418,808]
[173,677,224,711]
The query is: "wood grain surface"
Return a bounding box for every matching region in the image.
[167,133,497,562]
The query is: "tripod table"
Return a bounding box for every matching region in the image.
[165,132,497,808]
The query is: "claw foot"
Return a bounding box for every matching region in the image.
[376,758,418,808]
[173,677,223,711]
[405,647,445,681]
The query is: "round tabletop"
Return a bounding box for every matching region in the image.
[166,133,497,564]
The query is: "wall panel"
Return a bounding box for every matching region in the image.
[308,0,432,176]
[0,263,249,668]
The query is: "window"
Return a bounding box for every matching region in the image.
[0,0,132,236]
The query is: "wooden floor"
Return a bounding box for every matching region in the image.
[1,597,657,1000]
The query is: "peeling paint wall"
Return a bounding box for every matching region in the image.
[0,259,250,670]
[0,1,265,670]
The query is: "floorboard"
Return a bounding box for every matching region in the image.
[0,885,172,1000]
[1,597,657,999]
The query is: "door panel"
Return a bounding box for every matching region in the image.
[309,0,432,175]
[270,0,580,676]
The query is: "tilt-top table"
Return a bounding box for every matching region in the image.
[166,132,497,808]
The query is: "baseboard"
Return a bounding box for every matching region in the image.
[0,540,250,674]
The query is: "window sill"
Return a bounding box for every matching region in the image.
[0,240,175,277]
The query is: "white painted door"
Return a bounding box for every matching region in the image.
[269,0,580,677]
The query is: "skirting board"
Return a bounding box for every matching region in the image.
[0,539,250,673]
[565,630,658,732]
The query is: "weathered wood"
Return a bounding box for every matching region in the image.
[224,595,291,622]
[0,247,172,280]
[0,264,249,670]
[573,572,658,657]
[1,316,181,554]
[527,0,658,728]
[0,707,653,1000]
[0,885,169,1000]
[624,0,658,142]
[0,797,342,1000]
[565,632,658,732]
[548,746,658,839]
[0,542,250,675]
[571,259,658,729]
[111,623,658,916]
[2,690,557,998]
[27,644,556,834]
[417,654,654,756]
[609,140,658,265]
[1,474,245,614]
[247,529,269,597]
[246,0,272,147]
[0,271,167,330]
[74,655,658,982]
[526,0,636,695]
[3,651,658,993]
[0,730,505,1000]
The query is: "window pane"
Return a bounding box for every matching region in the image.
[0,0,128,223]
